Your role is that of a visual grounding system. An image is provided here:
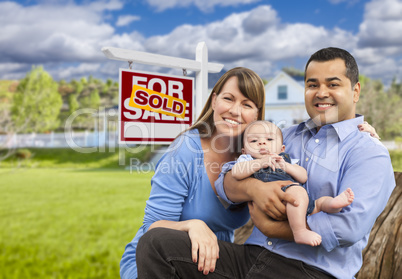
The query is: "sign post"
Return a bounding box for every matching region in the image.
[102,42,224,144]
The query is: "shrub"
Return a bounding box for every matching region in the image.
[15,149,32,159]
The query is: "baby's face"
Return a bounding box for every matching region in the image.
[243,122,284,159]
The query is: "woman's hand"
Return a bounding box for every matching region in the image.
[187,219,219,275]
[358,121,380,139]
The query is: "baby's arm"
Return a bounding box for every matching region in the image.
[232,159,265,180]
[282,162,307,184]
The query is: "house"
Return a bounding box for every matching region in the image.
[264,71,309,128]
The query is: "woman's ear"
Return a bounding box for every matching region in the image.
[211,93,217,110]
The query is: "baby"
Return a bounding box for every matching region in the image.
[232,120,354,246]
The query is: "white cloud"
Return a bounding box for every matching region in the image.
[57,63,101,80]
[141,5,358,77]
[327,0,360,5]
[116,15,141,26]
[0,1,120,64]
[88,0,124,12]
[0,0,401,86]
[358,0,402,48]
[145,0,262,12]
[353,0,402,83]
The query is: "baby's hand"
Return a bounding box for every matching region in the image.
[260,154,276,171]
[270,153,286,171]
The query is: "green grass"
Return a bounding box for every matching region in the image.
[0,146,158,169]
[0,147,401,279]
[0,168,153,279]
[390,150,402,172]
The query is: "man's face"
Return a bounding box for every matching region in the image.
[304,58,360,129]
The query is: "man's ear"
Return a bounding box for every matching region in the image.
[353,82,361,103]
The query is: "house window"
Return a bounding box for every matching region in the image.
[278,85,287,100]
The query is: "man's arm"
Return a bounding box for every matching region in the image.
[223,171,298,220]
[248,201,294,241]
[307,143,395,252]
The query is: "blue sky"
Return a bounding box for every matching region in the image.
[1,0,402,85]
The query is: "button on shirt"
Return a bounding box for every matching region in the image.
[215,116,395,279]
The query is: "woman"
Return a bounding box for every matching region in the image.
[120,67,271,278]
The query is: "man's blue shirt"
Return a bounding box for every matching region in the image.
[215,116,395,278]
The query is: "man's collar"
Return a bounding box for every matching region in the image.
[295,115,365,141]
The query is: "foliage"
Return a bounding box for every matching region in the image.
[389,150,402,172]
[11,66,62,133]
[67,93,79,115]
[0,81,18,136]
[61,77,119,131]
[80,89,101,109]
[0,168,153,279]
[1,66,401,139]
[15,149,32,159]
[357,75,402,139]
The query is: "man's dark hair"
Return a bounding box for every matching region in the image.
[304,47,359,87]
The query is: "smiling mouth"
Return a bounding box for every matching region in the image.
[315,103,334,108]
[224,118,242,125]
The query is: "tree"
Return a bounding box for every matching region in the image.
[80,89,100,109]
[67,93,79,115]
[11,66,62,133]
[357,75,402,139]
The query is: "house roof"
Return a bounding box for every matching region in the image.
[265,71,305,91]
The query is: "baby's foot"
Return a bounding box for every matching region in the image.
[293,229,322,246]
[327,188,354,212]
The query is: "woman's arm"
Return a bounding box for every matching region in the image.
[149,220,219,275]
[358,121,380,139]
[124,135,219,276]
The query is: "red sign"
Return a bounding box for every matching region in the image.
[119,69,194,144]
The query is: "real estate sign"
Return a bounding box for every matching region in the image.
[119,69,194,144]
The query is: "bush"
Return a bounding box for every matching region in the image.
[15,149,32,159]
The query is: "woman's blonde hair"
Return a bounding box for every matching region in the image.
[190,67,265,136]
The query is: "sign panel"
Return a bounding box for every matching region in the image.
[119,69,194,144]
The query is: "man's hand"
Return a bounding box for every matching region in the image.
[247,180,298,220]
[248,201,294,241]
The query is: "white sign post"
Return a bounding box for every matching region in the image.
[102,42,224,119]
[102,42,224,144]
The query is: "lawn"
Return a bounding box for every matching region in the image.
[0,148,401,279]
[0,168,153,279]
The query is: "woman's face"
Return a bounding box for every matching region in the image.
[211,76,259,139]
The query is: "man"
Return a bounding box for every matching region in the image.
[137,47,395,278]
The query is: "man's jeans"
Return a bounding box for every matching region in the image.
[137,228,335,279]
